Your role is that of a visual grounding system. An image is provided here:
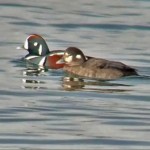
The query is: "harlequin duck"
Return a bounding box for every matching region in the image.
[57,47,138,80]
[17,34,65,69]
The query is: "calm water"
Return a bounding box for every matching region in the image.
[0,0,150,149]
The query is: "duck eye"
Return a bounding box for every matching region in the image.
[34,42,38,46]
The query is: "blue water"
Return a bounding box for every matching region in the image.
[0,0,150,149]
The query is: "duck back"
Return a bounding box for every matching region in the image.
[64,58,138,80]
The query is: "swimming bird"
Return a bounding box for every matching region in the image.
[17,34,65,69]
[57,47,138,80]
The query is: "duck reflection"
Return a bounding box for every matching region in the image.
[62,77,85,90]
[62,76,131,93]
[22,66,47,89]
[22,78,47,89]
[22,67,46,76]
[23,60,49,76]
[11,57,48,89]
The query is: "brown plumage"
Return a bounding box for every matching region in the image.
[60,47,138,80]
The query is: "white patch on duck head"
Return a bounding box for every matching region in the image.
[34,42,38,46]
[24,38,28,49]
[64,55,73,63]
[85,56,88,60]
[24,34,38,50]
[76,54,81,59]
[38,44,42,55]
[64,52,69,57]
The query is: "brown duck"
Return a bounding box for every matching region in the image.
[57,47,138,80]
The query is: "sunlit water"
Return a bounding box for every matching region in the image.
[0,0,150,149]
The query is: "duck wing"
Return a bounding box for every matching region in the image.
[84,58,138,75]
[99,60,132,70]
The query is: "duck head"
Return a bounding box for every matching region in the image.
[21,34,50,56]
[57,47,87,66]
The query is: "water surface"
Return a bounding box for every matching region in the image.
[0,0,150,149]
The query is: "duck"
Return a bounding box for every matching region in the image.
[57,47,138,80]
[17,34,65,69]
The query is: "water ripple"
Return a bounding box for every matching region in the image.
[49,23,150,30]
[1,0,150,149]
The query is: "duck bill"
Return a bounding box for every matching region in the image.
[16,45,27,50]
[56,58,65,64]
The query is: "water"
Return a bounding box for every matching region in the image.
[0,0,150,149]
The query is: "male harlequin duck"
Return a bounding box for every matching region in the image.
[17,34,65,69]
[57,47,138,80]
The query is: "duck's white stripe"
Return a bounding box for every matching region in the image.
[38,44,42,55]
[24,38,28,49]
[38,57,46,66]
[25,56,38,60]
[50,52,64,56]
